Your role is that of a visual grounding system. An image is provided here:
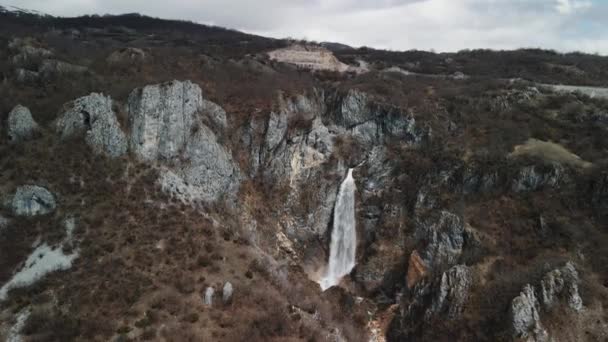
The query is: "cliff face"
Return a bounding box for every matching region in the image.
[0,10,608,342]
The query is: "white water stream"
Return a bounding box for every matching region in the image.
[319,168,357,291]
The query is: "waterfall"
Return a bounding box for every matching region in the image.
[319,168,357,291]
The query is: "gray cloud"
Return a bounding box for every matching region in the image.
[2,0,607,54]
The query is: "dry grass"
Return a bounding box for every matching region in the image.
[510,138,593,169]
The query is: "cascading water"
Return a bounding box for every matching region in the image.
[319,168,357,291]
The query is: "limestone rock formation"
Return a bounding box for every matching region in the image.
[128,80,202,161]
[540,262,583,311]
[14,68,39,83]
[129,80,241,203]
[415,211,465,270]
[8,37,53,65]
[428,265,472,319]
[39,59,88,78]
[11,185,56,217]
[106,47,146,64]
[512,163,566,192]
[201,99,228,130]
[6,105,39,143]
[55,93,127,157]
[510,285,548,342]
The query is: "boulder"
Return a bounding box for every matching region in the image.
[222,282,233,303]
[6,105,39,143]
[510,285,548,342]
[55,93,127,157]
[540,262,583,311]
[203,286,214,306]
[11,185,56,217]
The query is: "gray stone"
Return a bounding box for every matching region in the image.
[540,262,583,311]
[204,286,214,306]
[201,99,228,130]
[15,68,39,83]
[222,282,233,303]
[510,284,548,342]
[415,211,465,269]
[10,44,52,65]
[39,59,88,77]
[55,93,127,157]
[264,111,288,152]
[512,164,565,193]
[428,265,473,319]
[340,89,373,127]
[6,105,39,143]
[130,80,241,203]
[106,47,146,64]
[179,125,241,202]
[128,80,202,161]
[11,185,56,217]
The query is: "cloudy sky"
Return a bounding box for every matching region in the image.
[3,0,608,54]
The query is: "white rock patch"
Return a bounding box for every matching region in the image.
[5,308,30,342]
[0,218,79,301]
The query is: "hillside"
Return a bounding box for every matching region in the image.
[0,7,607,342]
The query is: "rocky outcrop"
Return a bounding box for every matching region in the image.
[510,285,548,342]
[540,262,583,311]
[8,37,53,65]
[414,211,465,270]
[201,99,228,130]
[11,185,56,217]
[39,59,88,78]
[128,80,202,161]
[329,89,429,146]
[510,262,584,341]
[129,80,241,203]
[106,47,146,64]
[166,124,240,203]
[463,164,500,194]
[55,93,127,157]
[6,105,39,143]
[15,68,39,83]
[512,163,566,192]
[427,265,472,319]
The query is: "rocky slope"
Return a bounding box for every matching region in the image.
[0,8,607,342]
